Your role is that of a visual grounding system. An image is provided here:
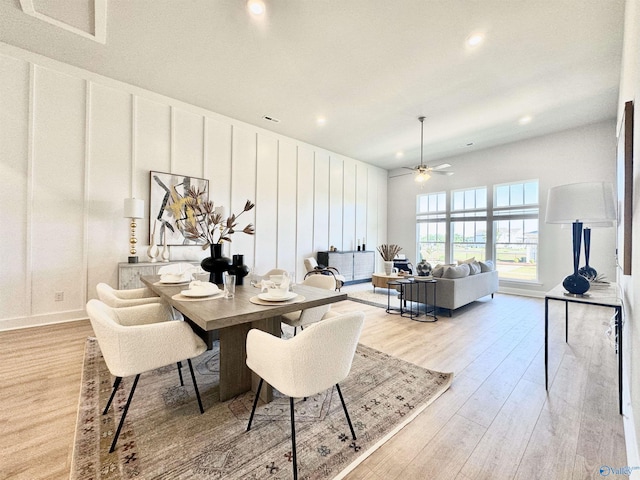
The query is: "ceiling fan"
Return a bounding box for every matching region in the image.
[391,116,454,182]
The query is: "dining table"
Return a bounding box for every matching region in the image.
[141,275,348,402]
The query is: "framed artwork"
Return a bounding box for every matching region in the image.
[149,171,209,246]
[616,101,634,275]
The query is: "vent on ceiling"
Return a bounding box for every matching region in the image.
[262,115,281,123]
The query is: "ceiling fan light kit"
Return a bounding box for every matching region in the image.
[391,116,454,182]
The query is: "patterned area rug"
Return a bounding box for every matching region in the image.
[71,337,452,479]
[347,289,400,309]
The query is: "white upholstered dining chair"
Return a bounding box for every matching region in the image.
[245,311,365,480]
[96,282,183,320]
[86,299,207,453]
[281,274,337,335]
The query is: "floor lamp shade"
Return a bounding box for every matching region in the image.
[545,182,616,294]
[124,198,145,263]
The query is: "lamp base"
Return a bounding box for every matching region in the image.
[128,256,139,264]
[563,273,590,295]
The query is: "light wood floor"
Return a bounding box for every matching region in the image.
[0,292,627,479]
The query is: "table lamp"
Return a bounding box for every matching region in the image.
[124,198,145,263]
[545,182,616,295]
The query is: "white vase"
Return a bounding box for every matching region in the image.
[383,261,394,275]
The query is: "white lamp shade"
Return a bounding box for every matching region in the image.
[545,182,616,225]
[123,198,145,219]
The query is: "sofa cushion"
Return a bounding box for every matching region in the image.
[479,260,495,272]
[468,261,481,275]
[443,263,471,279]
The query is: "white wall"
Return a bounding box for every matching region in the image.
[0,43,387,330]
[387,120,618,296]
[618,0,640,469]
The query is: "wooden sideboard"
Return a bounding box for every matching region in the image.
[316,251,375,284]
[118,261,200,289]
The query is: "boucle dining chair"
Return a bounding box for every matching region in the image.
[246,311,365,480]
[86,299,207,453]
[281,274,337,335]
[96,282,183,320]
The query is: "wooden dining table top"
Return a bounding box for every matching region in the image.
[141,275,348,332]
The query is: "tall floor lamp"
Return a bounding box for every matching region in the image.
[545,182,616,295]
[124,198,145,264]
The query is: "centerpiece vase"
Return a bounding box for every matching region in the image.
[230,254,249,285]
[201,243,231,285]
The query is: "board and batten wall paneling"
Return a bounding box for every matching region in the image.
[0,54,30,319]
[172,107,204,179]
[205,116,232,211]
[313,151,330,253]
[329,156,344,251]
[254,133,278,273]
[31,66,86,315]
[0,44,388,329]
[355,163,368,249]
[296,146,315,278]
[87,83,132,297]
[342,159,356,251]
[230,125,257,269]
[368,168,385,271]
[277,140,298,277]
[135,96,171,246]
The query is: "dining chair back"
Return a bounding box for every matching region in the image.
[280,274,336,335]
[86,299,207,453]
[245,311,365,480]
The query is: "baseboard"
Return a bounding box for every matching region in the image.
[0,309,87,331]
[498,286,545,298]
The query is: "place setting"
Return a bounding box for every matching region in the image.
[249,272,305,305]
[172,280,225,301]
[154,263,201,286]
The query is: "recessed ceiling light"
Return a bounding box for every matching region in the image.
[247,0,265,15]
[518,115,533,125]
[466,33,484,47]
[316,116,326,126]
[395,151,404,158]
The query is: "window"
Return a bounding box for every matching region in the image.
[493,180,539,281]
[416,192,446,264]
[416,180,539,282]
[451,187,487,262]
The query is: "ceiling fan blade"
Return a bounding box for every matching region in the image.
[389,172,414,178]
[431,163,452,170]
[432,170,454,176]
[402,166,418,171]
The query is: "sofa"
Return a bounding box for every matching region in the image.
[402,260,499,316]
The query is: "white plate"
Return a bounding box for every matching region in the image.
[258,291,297,302]
[181,288,221,297]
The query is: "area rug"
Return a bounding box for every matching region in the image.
[347,289,400,310]
[71,337,453,479]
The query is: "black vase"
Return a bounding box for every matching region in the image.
[230,254,249,285]
[200,243,231,285]
[563,222,590,295]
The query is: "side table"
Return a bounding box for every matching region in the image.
[403,279,437,322]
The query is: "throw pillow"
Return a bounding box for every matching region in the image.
[458,257,476,265]
[432,264,445,278]
[468,261,481,275]
[479,260,495,272]
[443,263,471,279]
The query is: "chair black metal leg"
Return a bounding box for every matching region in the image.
[110,374,140,453]
[246,378,264,431]
[290,396,298,480]
[103,376,122,415]
[187,359,204,414]
[177,361,184,386]
[336,383,356,440]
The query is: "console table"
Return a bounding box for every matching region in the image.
[544,282,623,414]
[317,250,375,284]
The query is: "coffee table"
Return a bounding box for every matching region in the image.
[372,273,403,290]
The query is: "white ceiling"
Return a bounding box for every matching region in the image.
[0,0,625,171]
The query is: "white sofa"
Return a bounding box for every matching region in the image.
[402,269,499,316]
